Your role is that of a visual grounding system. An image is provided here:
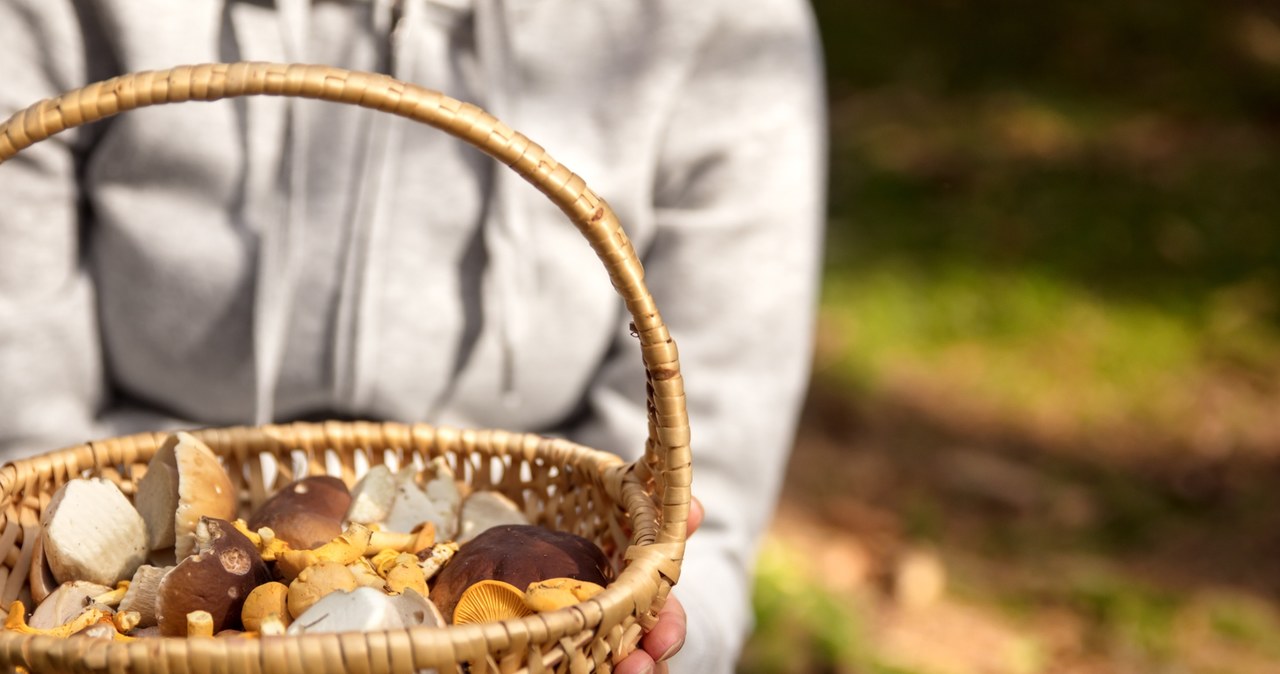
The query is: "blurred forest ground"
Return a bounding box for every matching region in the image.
[741,1,1280,673]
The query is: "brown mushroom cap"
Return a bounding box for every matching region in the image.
[430,525,611,623]
[134,432,237,558]
[155,517,270,636]
[247,476,352,550]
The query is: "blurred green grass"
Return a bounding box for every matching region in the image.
[744,1,1280,672]
[817,0,1280,452]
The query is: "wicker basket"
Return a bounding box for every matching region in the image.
[0,62,691,674]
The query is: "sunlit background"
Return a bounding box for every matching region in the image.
[741,1,1280,672]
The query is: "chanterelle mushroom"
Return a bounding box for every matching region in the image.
[287,562,358,619]
[155,517,270,636]
[41,478,148,586]
[430,525,611,623]
[241,582,291,632]
[523,578,606,613]
[133,432,237,559]
[452,580,532,625]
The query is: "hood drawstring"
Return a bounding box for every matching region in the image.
[249,0,529,425]
[251,0,311,425]
[331,0,402,413]
[473,0,530,408]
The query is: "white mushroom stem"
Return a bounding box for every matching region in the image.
[259,614,287,636]
[187,611,214,638]
[417,542,459,581]
[366,525,435,556]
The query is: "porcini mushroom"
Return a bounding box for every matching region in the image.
[155,517,270,636]
[452,580,533,625]
[247,476,351,550]
[118,565,172,628]
[384,460,461,539]
[41,478,148,586]
[28,581,113,630]
[345,465,397,525]
[286,587,444,635]
[457,491,529,543]
[430,525,611,623]
[133,432,237,559]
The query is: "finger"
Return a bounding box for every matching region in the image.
[688,495,704,537]
[614,649,656,674]
[641,593,687,663]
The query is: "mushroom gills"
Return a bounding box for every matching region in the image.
[452,580,533,625]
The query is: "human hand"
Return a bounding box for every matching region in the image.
[614,495,704,674]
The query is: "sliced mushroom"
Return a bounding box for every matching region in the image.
[28,536,57,604]
[41,478,148,586]
[155,517,270,636]
[384,460,460,539]
[4,600,107,638]
[452,580,532,625]
[118,565,172,628]
[286,587,443,635]
[430,525,611,623]
[248,476,351,550]
[345,465,397,525]
[457,491,529,544]
[28,581,113,630]
[133,432,237,559]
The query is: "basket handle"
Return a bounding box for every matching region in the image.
[0,62,691,547]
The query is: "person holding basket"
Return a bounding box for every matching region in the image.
[0,1,825,672]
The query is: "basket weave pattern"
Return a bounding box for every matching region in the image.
[0,63,691,673]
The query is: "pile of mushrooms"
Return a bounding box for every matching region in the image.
[8,432,615,641]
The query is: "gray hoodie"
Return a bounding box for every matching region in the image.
[0,0,825,670]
